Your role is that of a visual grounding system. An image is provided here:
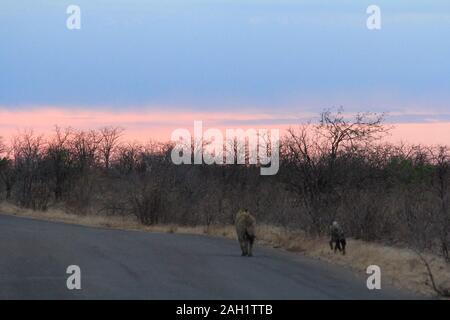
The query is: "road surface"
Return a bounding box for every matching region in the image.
[0,214,413,299]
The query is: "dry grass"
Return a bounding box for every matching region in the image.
[0,202,238,238]
[252,224,450,297]
[1,201,449,298]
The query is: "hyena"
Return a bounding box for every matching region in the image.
[235,209,256,257]
[329,221,346,255]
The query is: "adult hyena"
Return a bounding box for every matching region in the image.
[235,209,256,257]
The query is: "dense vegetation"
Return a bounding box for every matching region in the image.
[0,109,449,262]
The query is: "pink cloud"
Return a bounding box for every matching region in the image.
[387,122,450,145]
[0,108,449,145]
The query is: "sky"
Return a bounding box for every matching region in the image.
[1,0,450,143]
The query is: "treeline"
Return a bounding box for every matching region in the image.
[0,109,449,261]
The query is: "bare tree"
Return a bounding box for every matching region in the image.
[415,250,450,297]
[99,127,123,170]
[47,126,74,201]
[281,109,390,234]
[12,131,49,209]
[318,107,391,160]
[115,142,142,174]
[0,137,5,155]
[429,146,450,262]
[0,136,15,200]
[71,129,101,168]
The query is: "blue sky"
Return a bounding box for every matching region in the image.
[1,0,450,123]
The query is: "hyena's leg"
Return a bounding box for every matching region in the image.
[341,240,346,255]
[336,240,342,253]
[239,237,248,256]
[247,236,254,257]
[334,240,340,253]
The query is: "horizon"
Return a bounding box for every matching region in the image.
[1,108,450,147]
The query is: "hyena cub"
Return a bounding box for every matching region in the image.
[329,221,346,255]
[235,209,256,257]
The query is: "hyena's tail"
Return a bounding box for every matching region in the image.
[245,224,256,243]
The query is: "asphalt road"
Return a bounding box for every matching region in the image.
[0,214,413,299]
